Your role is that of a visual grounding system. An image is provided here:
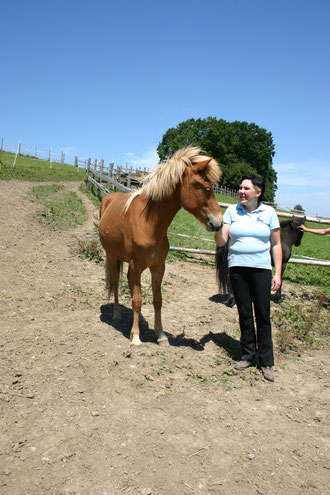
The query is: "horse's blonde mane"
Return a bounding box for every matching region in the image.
[123,146,221,213]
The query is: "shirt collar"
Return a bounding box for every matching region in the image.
[237,202,265,214]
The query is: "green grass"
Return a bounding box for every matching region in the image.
[279,219,330,291]
[82,183,329,291]
[0,150,86,181]
[273,294,329,353]
[28,184,87,230]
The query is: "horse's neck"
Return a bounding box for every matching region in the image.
[281,225,298,262]
[144,192,182,235]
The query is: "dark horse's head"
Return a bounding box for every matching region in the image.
[280,215,306,247]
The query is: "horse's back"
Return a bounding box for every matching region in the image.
[100,192,126,219]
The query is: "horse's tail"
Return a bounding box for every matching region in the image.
[105,256,123,300]
[216,243,229,294]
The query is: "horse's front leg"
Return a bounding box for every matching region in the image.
[127,262,143,346]
[150,262,168,346]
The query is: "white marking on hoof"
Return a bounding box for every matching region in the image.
[157,334,169,346]
[130,335,142,347]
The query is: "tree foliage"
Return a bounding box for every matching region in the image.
[157,117,277,201]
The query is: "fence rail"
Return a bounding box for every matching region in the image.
[85,166,330,266]
[168,246,330,266]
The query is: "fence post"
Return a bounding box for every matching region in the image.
[75,156,78,168]
[61,151,65,165]
[35,146,38,159]
[18,142,21,155]
[12,141,21,167]
[0,137,3,151]
[85,158,91,189]
[100,159,104,174]
[49,148,52,169]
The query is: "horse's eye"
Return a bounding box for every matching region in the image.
[205,187,211,197]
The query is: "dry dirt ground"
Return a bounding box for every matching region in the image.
[0,180,329,495]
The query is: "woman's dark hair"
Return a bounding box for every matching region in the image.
[240,174,265,203]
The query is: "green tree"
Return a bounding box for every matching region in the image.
[294,204,305,212]
[157,117,277,201]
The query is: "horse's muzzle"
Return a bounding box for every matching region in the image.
[206,217,223,232]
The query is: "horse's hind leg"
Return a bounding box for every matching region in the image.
[105,255,121,321]
[150,262,168,345]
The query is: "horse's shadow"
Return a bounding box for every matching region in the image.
[100,303,240,358]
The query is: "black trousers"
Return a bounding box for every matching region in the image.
[230,267,274,367]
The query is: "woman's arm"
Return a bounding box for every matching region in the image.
[298,225,330,235]
[270,228,282,292]
[215,223,230,246]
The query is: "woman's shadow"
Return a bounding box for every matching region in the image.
[100,303,241,359]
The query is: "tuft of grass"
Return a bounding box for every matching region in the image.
[28,184,87,230]
[300,481,317,489]
[191,369,208,382]
[273,293,329,353]
[77,238,104,263]
[220,377,233,391]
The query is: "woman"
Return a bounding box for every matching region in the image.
[215,175,282,382]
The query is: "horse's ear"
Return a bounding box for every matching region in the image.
[292,215,305,226]
[191,158,212,172]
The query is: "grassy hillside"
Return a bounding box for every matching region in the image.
[0,150,86,181]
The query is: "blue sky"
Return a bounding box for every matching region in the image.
[1,0,330,218]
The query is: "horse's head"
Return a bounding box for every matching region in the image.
[181,156,223,231]
[292,215,306,246]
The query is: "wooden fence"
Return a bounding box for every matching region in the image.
[85,166,330,267]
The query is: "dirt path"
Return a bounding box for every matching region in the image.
[0,180,329,495]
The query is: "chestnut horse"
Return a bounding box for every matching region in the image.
[99,146,223,346]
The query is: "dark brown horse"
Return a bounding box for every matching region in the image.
[99,146,223,346]
[216,215,306,306]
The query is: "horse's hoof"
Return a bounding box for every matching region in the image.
[130,343,143,352]
[130,336,143,348]
[158,338,169,347]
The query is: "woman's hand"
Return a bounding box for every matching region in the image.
[215,223,230,246]
[270,228,282,292]
[271,273,281,292]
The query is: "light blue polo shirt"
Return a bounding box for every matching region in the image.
[223,202,280,270]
